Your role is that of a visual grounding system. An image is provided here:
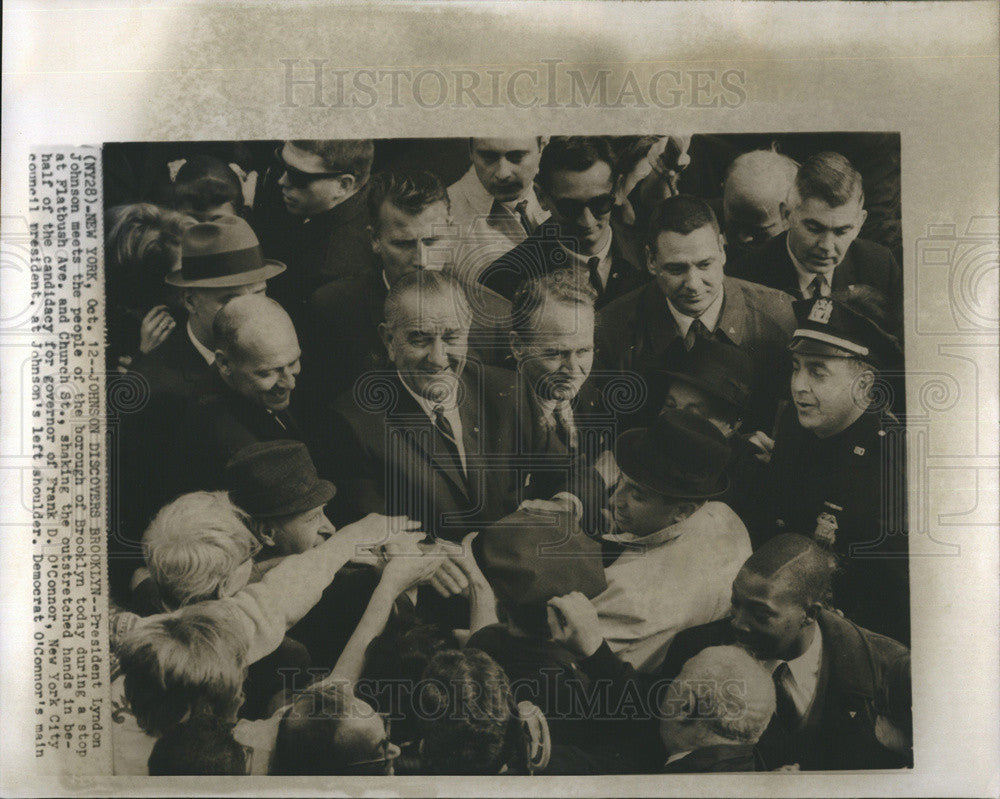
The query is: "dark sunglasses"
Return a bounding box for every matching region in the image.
[274,146,349,189]
[553,193,616,220]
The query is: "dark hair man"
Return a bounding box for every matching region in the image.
[478,136,649,308]
[256,139,377,312]
[595,194,796,431]
[727,151,902,338]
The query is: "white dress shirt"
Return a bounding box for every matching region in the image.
[187,321,216,365]
[764,626,824,720]
[558,231,614,290]
[666,289,725,338]
[787,237,834,298]
[592,501,753,672]
[398,372,467,473]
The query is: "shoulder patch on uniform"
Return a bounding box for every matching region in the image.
[853,446,866,456]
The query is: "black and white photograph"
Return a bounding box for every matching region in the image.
[101,133,912,776]
[1,2,997,796]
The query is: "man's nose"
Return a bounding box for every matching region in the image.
[277,368,296,389]
[790,370,808,394]
[428,339,450,368]
[494,158,514,179]
[578,206,598,227]
[277,170,291,189]
[730,609,751,634]
[818,231,837,252]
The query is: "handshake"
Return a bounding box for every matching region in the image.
[338,513,489,599]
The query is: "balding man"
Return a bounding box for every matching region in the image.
[181,294,307,491]
[727,151,902,337]
[550,534,912,771]
[721,149,798,257]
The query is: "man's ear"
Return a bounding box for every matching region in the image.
[857,207,868,232]
[645,244,658,277]
[535,179,553,214]
[509,330,525,363]
[779,200,791,223]
[337,174,357,195]
[803,601,822,624]
[181,289,196,314]
[215,349,232,377]
[379,322,394,360]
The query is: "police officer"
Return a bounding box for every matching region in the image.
[755,289,908,644]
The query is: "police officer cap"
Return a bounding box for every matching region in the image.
[789,294,901,368]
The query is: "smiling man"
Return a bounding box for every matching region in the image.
[477,136,648,308]
[178,294,313,497]
[595,194,796,430]
[759,291,909,644]
[326,270,527,544]
[727,151,902,338]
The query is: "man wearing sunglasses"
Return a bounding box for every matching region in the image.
[255,139,376,316]
[477,136,649,309]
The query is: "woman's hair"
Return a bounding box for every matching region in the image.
[118,603,248,737]
[142,491,258,609]
[105,203,190,312]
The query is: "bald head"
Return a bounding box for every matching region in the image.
[741,533,836,607]
[722,150,798,250]
[214,295,301,412]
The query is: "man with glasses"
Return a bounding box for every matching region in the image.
[478,136,649,309]
[255,139,376,316]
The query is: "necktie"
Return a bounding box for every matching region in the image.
[433,405,465,475]
[807,274,828,299]
[586,256,603,295]
[552,403,578,453]
[514,199,533,236]
[683,318,710,351]
[772,662,800,731]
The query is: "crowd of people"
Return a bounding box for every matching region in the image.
[104,134,911,775]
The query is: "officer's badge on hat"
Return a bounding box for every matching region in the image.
[789,295,901,368]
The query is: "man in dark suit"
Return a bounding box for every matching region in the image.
[478,137,648,309]
[549,534,912,772]
[255,139,377,318]
[595,195,796,431]
[182,294,307,492]
[111,216,285,599]
[727,151,902,338]
[304,171,512,419]
[326,270,579,545]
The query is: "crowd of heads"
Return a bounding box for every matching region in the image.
[106,134,907,776]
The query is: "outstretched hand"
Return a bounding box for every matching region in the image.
[547,591,604,659]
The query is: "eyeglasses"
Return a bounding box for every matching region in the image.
[553,193,616,220]
[274,146,349,189]
[340,714,397,776]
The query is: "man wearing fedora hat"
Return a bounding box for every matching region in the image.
[111,216,287,600]
[589,409,752,672]
[656,336,771,541]
[756,288,909,643]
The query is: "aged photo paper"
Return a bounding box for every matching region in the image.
[1,1,997,796]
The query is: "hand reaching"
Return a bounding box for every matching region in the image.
[547,591,604,659]
[381,542,450,595]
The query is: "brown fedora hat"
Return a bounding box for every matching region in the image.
[165,214,286,288]
[225,440,335,518]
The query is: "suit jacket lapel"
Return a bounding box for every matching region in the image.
[388,375,472,502]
